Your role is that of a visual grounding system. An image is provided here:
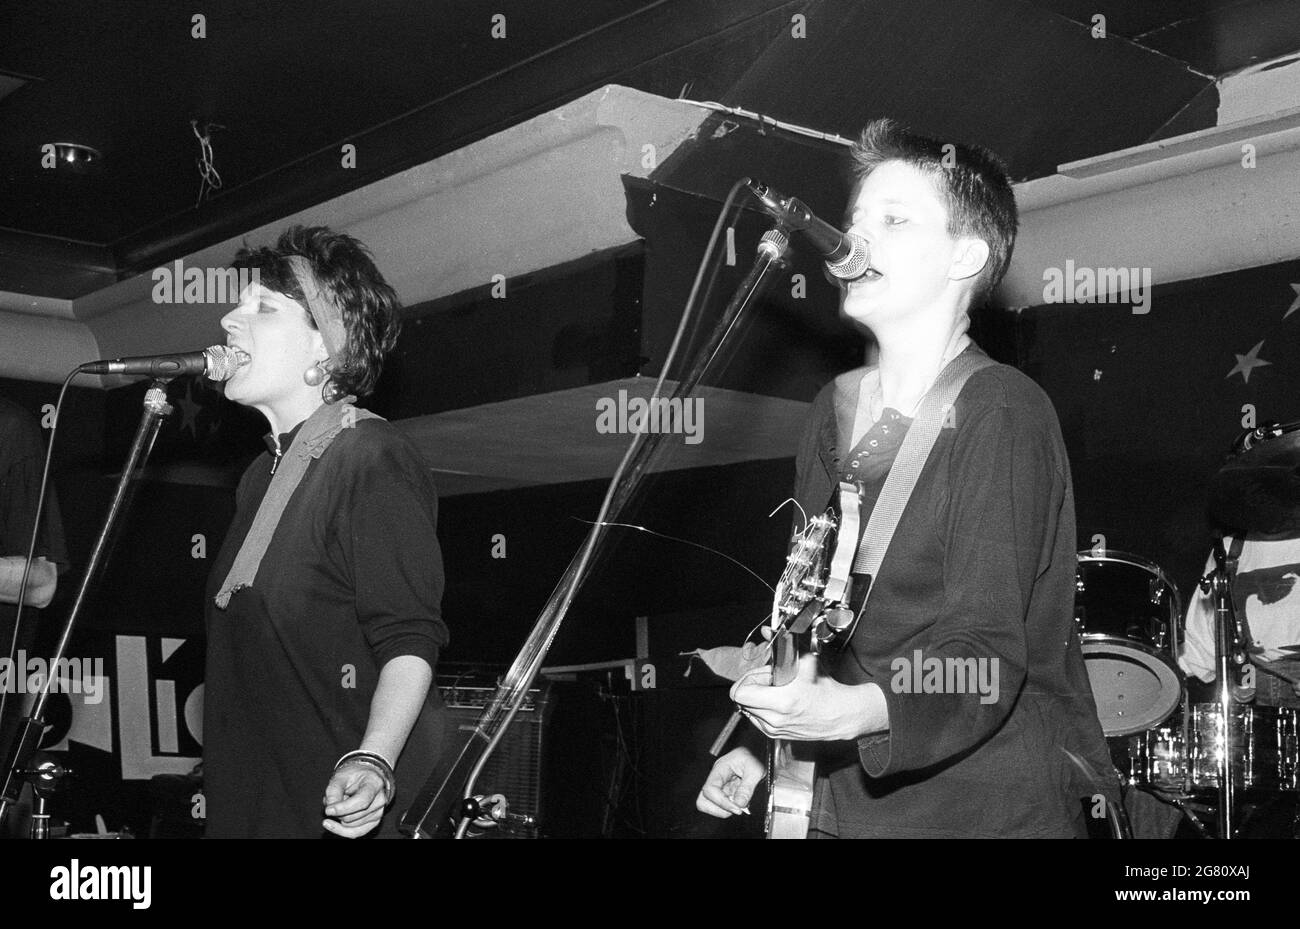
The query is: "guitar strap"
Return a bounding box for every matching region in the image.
[848,349,998,609]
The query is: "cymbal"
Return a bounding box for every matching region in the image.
[1208,425,1300,535]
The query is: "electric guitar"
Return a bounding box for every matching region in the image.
[763,480,867,839]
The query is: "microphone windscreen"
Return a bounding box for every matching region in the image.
[203,345,241,382]
[825,234,870,281]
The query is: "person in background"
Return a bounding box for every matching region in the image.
[1182,535,1300,704]
[0,394,69,835]
[1175,534,1300,837]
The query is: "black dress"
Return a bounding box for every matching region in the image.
[203,417,449,838]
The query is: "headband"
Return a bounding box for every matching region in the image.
[285,255,346,361]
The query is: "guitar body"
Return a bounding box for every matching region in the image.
[763,481,866,839]
[765,630,818,838]
[767,741,818,839]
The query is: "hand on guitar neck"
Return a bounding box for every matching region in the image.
[695,657,890,821]
[697,484,891,831]
[730,653,888,742]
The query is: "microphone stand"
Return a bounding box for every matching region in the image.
[0,379,175,833]
[1201,537,1239,839]
[400,225,793,838]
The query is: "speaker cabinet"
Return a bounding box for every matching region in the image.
[440,682,552,839]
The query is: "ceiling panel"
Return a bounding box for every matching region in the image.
[1025,0,1300,74]
[3,0,1299,300]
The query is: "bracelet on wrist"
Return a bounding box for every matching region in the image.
[335,750,396,799]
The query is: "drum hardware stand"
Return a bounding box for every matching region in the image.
[1232,419,1295,454]
[0,381,175,831]
[1108,789,1134,839]
[1199,537,1246,839]
[1171,795,1214,839]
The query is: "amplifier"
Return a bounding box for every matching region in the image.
[439,681,552,839]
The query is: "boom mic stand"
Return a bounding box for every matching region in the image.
[400,222,793,838]
[0,380,175,834]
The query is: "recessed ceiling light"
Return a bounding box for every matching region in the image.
[51,142,103,173]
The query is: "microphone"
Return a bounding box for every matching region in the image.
[745,180,870,280]
[78,345,244,382]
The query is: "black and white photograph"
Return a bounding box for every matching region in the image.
[0,0,1297,910]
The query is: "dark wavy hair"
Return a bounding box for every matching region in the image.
[851,118,1018,306]
[232,225,401,401]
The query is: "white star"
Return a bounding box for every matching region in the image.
[1226,340,1272,384]
[1285,283,1300,319]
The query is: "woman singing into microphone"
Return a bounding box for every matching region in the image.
[204,225,448,838]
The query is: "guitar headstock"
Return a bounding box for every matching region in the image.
[770,511,837,668]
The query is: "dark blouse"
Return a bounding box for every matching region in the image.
[794,350,1117,838]
[203,418,449,838]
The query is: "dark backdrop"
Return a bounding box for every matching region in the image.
[5,252,1297,837]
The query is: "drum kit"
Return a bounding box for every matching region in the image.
[1075,420,1300,839]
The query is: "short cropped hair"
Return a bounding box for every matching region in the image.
[232,225,401,400]
[851,118,1018,305]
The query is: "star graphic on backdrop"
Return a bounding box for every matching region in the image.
[177,380,202,438]
[1226,340,1272,384]
[1285,283,1300,319]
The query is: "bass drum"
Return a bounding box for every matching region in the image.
[1075,550,1185,736]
